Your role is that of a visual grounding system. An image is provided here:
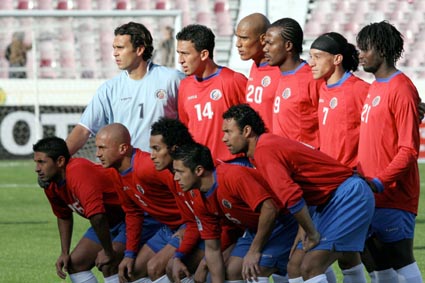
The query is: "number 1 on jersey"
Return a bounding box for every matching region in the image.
[194,102,214,121]
[139,103,144,119]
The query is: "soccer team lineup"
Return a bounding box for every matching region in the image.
[29,11,423,283]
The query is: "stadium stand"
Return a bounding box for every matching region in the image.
[0,0,241,78]
[304,0,425,79]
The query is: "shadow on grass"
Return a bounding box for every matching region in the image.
[0,221,48,224]
[414,246,425,250]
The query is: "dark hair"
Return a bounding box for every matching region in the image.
[33,137,70,164]
[312,32,359,72]
[150,117,195,149]
[223,104,266,135]
[114,21,154,61]
[176,24,215,59]
[170,142,215,172]
[356,21,404,65]
[269,18,303,54]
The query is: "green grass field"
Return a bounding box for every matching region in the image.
[0,160,424,283]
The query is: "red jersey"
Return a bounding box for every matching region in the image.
[178,67,247,162]
[318,73,369,168]
[357,71,420,214]
[251,133,353,212]
[190,163,278,239]
[272,62,321,148]
[44,158,124,227]
[246,62,281,130]
[118,149,184,252]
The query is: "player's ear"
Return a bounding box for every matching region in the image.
[56,155,66,168]
[242,125,252,138]
[200,49,209,61]
[119,143,129,154]
[334,54,343,65]
[195,165,204,176]
[259,33,266,45]
[136,45,146,57]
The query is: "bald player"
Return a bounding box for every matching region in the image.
[235,13,280,130]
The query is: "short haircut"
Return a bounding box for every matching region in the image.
[33,137,70,164]
[223,104,266,135]
[269,18,304,54]
[150,117,195,149]
[170,142,215,172]
[114,21,154,61]
[176,24,215,59]
[356,21,404,65]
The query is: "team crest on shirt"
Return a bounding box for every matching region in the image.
[329,97,338,109]
[155,89,167,99]
[222,199,232,209]
[372,96,381,107]
[262,76,271,87]
[282,88,291,99]
[210,89,223,100]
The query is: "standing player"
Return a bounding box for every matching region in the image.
[222,104,375,283]
[356,21,422,283]
[33,137,129,283]
[263,18,321,148]
[95,123,191,283]
[309,32,369,169]
[66,21,184,154]
[171,142,297,283]
[235,13,280,129]
[176,24,247,163]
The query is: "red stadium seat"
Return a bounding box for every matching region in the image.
[116,0,130,10]
[156,0,168,10]
[18,0,31,9]
[0,0,14,9]
[214,0,232,36]
[37,0,53,9]
[77,0,92,10]
[135,0,151,10]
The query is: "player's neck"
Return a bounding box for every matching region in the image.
[127,60,149,80]
[279,56,302,73]
[200,170,215,193]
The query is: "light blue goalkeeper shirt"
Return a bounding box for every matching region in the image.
[80,61,185,151]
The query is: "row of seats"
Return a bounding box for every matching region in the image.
[304,0,425,79]
[0,0,239,79]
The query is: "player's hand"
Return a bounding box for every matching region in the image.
[96,249,119,275]
[193,258,208,283]
[172,257,191,283]
[418,101,425,123]
[302,230,321,252]
[290,225,305,259]
[55,253,70,279]
[118,257,135,283]
[242,250,261,281]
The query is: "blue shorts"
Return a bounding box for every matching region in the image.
[368,208,416,243]
[230,215,297,275]
[146,225,183,253]
[311,176,375,252]
[84,221,127,244]
[84,214,162,247]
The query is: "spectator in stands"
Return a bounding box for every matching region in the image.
[356,21,422,283]
[158,25,175,68]
[66,21,184,155]
[234,13,280,130]
[176,24,248,165]
[5,31,32,78]
[33,137,129,283]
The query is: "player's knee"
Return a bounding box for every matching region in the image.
[147,259,165,280]
[225,259,243,280]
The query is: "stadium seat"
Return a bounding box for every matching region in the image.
[17,0,31,9]
[37,0,53,9]
[39,39,56,78]
[57,0,72,10]
[135,0,151,10]
[0,0,14,9]
[116,0,130,10]
[98,0,113,10]
[214,0,232,36]
[76,0,91,10]
[155,0,168,10]
[196,0,212,27]
[175,0,191,26]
